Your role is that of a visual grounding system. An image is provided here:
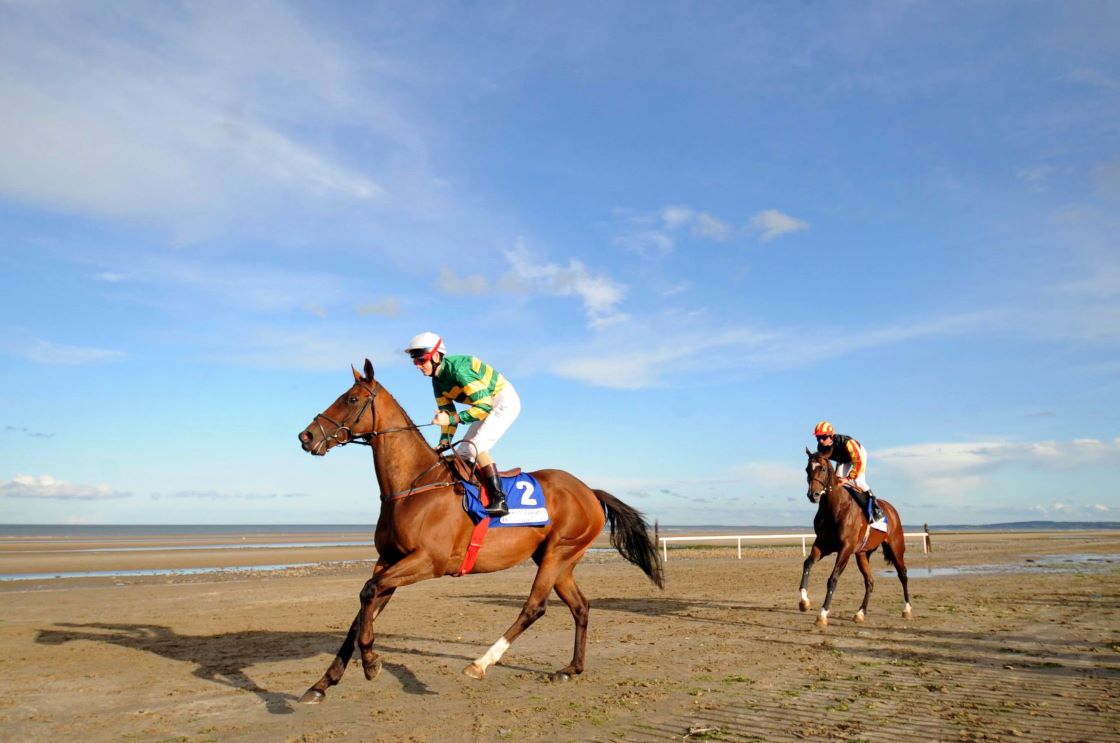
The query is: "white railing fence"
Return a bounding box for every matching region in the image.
[658,527,931,561]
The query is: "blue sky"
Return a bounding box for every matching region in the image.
[1,1,1118,526]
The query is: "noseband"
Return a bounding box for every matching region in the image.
[807,456,834,501]
[308,379,425,454]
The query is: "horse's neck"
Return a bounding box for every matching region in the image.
[823,475,854,520]
[371,387,439,497]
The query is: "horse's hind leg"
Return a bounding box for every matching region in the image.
[883,538,912,619]
[853,551,874,623]
[299,587,396,704]
[799,543,822,611]
[465,555,569,680]
[550,566,589,682]
[818,549,852,627]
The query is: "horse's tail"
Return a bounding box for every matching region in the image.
[594,489,665,589]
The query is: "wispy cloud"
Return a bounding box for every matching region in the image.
[356,298,401,317]
[876,437,1120,501]
[1,474,129,500]
[5,425,55,439]
[152,490,309,500]
[613,205,732,255]
[504,243,627,328]
[15,340,125,365]
[748,209,809,242]
[549,309,996,389]
[436,268,489,296]
[0,3,391,230]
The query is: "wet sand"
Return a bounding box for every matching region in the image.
[0,530,1116,741]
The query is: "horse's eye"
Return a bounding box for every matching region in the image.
[347,396,359,404]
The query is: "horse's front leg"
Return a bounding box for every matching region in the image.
[356,552,437,678]
[299,585,396,704]
[817,548,852,627]
[799,543,823,611]
[853,551,874,622]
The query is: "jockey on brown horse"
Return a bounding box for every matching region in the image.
[813,420,886,530]
[406,332,516,517]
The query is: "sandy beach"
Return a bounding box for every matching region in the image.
[0,529,1116,742]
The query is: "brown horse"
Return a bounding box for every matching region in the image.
[295,359,664,703]
[799,448,912,627]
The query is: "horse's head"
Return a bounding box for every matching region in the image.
[299,359,380,456]
[804,447,833,503]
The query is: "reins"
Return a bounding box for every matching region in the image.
[310,378,461,501]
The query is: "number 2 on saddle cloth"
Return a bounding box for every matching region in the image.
[461,471,549,527]
[452,470,550,576]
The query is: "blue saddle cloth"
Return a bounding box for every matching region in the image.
[463,472,549,527]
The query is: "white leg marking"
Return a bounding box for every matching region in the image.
[473,637,510,673]
[800,588,809,603]
[903,602,912,618]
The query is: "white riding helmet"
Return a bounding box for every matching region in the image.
[405,332,444,359]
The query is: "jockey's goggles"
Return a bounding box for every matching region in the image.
[409,339,441,365]
[816,434,833,441]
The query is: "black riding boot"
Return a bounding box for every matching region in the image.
[849,487,869,515]
[867,489,885,523]
[480,463,509,517]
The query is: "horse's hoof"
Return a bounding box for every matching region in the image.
[799,599,811,612]
[463,663,486,680]
[548,671,573,683]
[815,617,828,628]
[902,607,912,619]
[853,611,865,623]
[363,658,382,681]
[298,688,325,705]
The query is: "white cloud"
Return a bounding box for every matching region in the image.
[356,298,401,317]
[875,438,1120,501]
[1,474,129,500]
[153,490,309,500]
[547,309,995,389]
[436,268,489,296]
[613,205,732,255]
[16,340,125,365]
[748,209,809,242]
[0,3,389,229]
[504,243,627,327]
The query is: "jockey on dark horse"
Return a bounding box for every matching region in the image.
[406,332,520,517]
[813,420,886,531]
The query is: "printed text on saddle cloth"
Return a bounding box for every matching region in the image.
[463,472,549,527]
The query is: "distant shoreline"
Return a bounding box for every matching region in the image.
[1,520,1118,538]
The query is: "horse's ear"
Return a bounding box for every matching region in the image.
[805,447,813,457]
[352,365,362,382]
[363,358,374,382]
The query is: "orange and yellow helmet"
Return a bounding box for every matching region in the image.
[813,421,834,437]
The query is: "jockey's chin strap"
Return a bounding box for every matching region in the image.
[308,379,430,454]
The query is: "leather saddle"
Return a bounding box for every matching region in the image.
[444,455,521,483]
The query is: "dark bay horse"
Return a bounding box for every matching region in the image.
[295,359,664,703]
[800,448,911,627]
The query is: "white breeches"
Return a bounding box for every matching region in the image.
[837,442,870,490]
[455,383,521,462]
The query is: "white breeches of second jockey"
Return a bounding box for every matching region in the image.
[837,442,870,491]
[455,383,521,462]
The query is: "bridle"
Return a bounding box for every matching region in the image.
[306,378,425,455]
[806,453,835,502]
[304,377,456,501]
